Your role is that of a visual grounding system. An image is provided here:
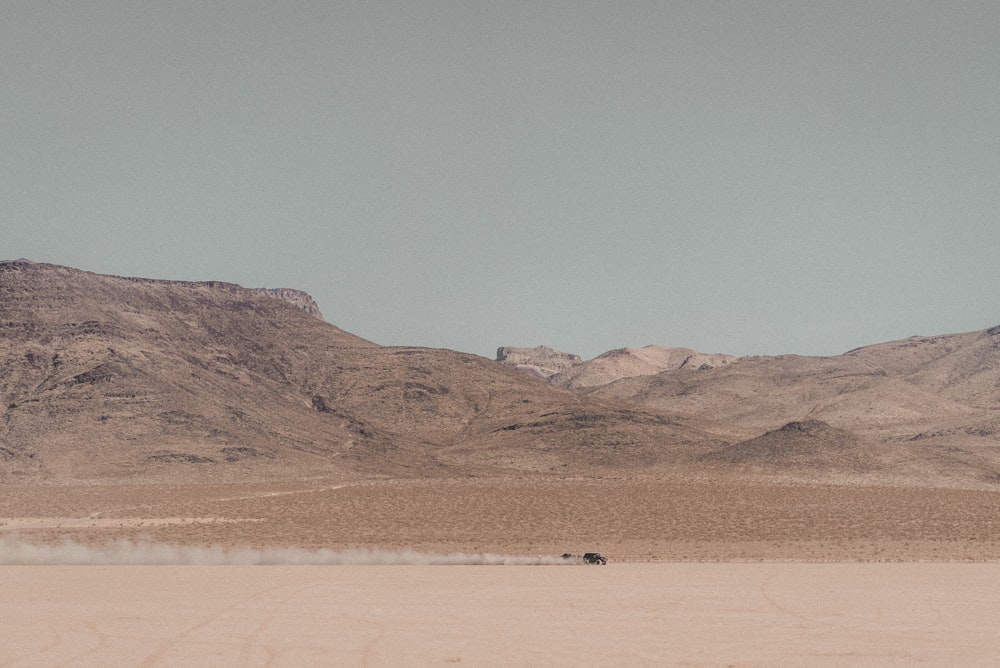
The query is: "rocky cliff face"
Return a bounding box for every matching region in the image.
[3,260,326,320]
[251,288,324,320]
[496,345,582,380]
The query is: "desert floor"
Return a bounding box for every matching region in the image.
[3,476,1000,665]
[3,563,1000,666]
[4,476,1000,561]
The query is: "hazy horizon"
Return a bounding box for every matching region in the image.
[4,2,998,360]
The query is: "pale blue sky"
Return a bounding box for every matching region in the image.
[3,1,999,359]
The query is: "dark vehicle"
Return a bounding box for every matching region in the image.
[560,552,608,565]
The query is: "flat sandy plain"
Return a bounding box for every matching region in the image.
[4,563,1000,666]
[4,476,1000,665]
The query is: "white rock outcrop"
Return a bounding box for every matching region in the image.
[496,345,583,381]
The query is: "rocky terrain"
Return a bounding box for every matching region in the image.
[4,260,1000,491]
[249,287,324,320]
[496,344,735,388]
[5,260,1000,563]
[0,260,722,484]
[498,327,1000,487]
[495,345,582,381]
[556,345,736,388]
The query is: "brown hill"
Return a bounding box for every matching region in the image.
[5,260,1000,490]
[0,261,718,483]
[585,331,1000,441]
[700,419,883,476]
[582,329,1000,486]
[550,345,737,389]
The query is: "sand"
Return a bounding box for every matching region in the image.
[5,477,1000,561]
[3,563,999,666]
[4,476,1000,665]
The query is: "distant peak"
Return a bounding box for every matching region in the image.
[495,345,582,380]
[496,345,580,363]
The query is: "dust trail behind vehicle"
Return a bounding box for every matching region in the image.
[0,538,579,565]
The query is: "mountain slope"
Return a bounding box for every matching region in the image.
[6,260,1000,488]
[585,329,1000,444]
[0,261,717,482]
[700,419,882,474]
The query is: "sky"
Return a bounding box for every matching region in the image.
[3,1,999,360]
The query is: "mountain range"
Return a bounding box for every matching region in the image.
[3,260,999,489]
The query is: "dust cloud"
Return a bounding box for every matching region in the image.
[0,538,572,565]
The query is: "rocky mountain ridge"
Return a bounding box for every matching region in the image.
[3,261,1000,488]
[496,343,737,388]
[0,261,716,483]
[496,345,583,380]
[2,259,324,319]
[249,287,323,319]
[495,327,1000,486]
[497,331,1000,443]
